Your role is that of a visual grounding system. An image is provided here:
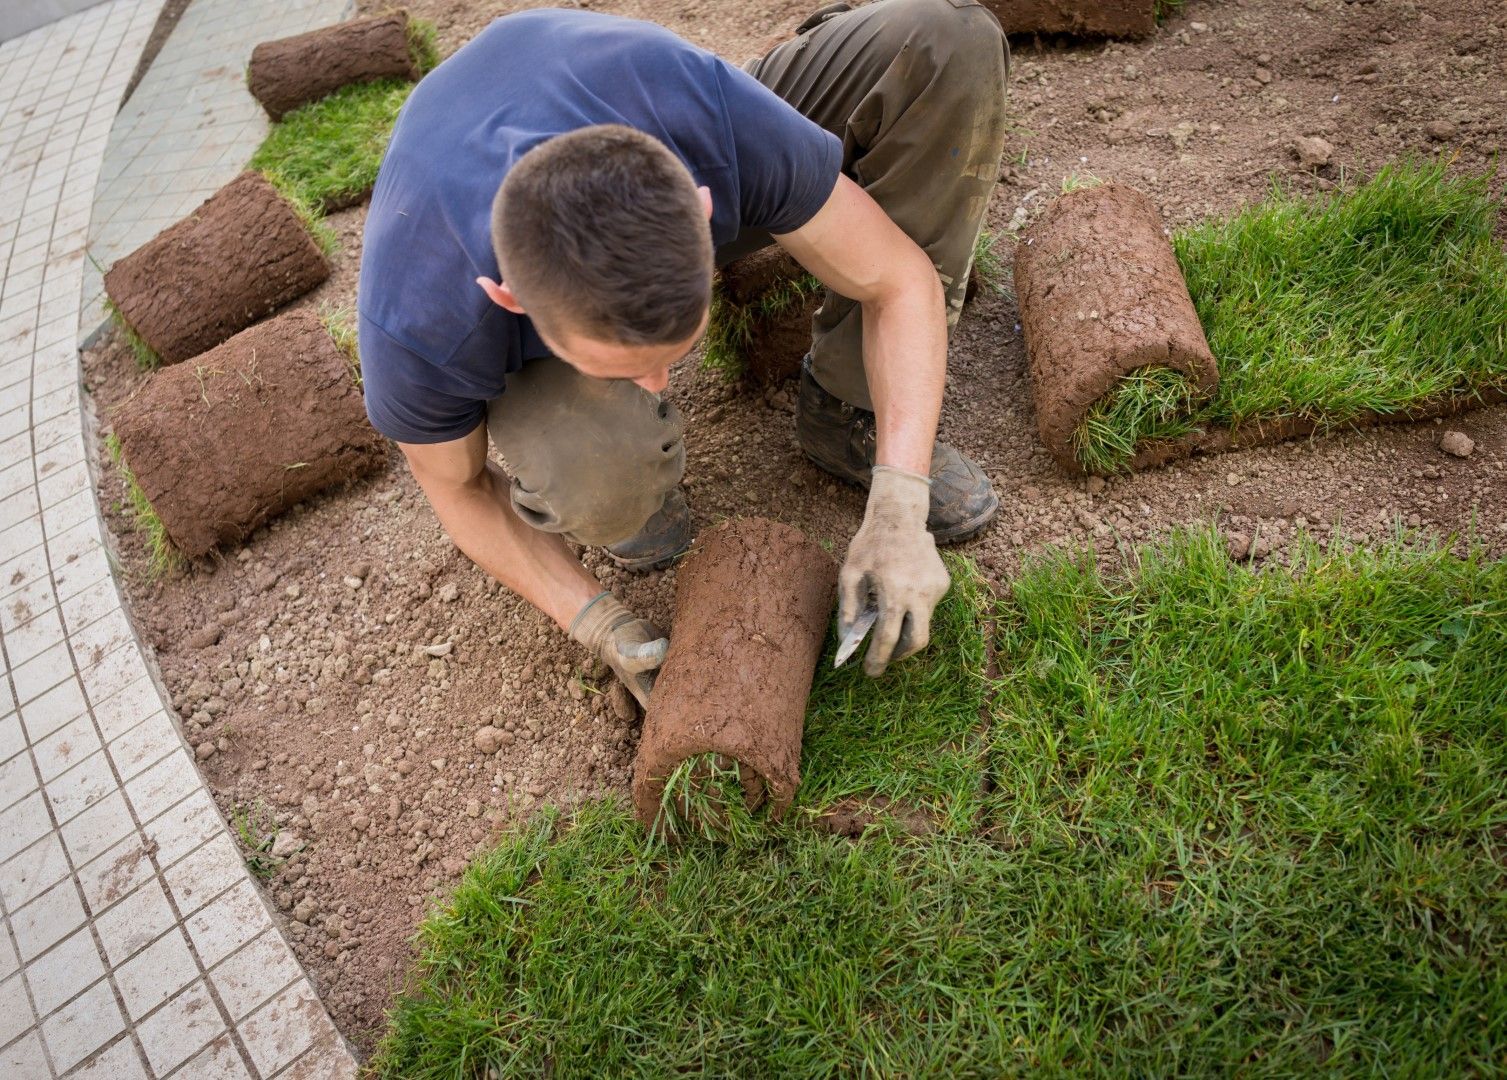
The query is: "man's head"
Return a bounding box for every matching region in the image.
[481,124,713,392]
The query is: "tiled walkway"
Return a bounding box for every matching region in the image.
[79,0,349,329]
[1,1,356,1075]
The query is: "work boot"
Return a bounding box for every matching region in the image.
[605,487,692,572]
[795,359,998,544]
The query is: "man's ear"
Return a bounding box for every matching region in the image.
[697,185,712,220]
[476,276,527,314]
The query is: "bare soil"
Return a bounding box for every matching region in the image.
[82,0,1507,1055]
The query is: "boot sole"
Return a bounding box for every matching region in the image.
[606,540,691,573]
[802,452,999,546]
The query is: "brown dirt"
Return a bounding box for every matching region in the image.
[631,518,836,830]
[717,248,820,385]
[112,310,387,558]
[983,0,1155,39]
[1014,181,1216,472]
[103,171,329,365]
[82,0,1507,1057]
[248,11,421,122]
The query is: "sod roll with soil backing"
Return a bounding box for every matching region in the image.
[103,172,329,366]
[982,0,1156,38]
[1030,164,1507,475]
[248,11,420,121]
[112,309,385,558]
[707,248,821,383]
[1014,182,1218,474]
[632,517,836,834]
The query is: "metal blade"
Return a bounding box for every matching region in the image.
[833,605,879,668]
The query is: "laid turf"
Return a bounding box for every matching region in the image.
[650,557,990,844]
[1071,161,1507,473]
[796,555,991,833]
[375,531,1507,1076]
[249,18,438,223]
[250,78,414,214]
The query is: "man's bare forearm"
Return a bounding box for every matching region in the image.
[422,463,602,629]
[862,248,947,477]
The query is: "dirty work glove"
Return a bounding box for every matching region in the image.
[569,592,668,710]
[840,466,951,677]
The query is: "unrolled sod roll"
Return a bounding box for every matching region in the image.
[248,11,421,121]
[1014,182,1218,473]
[103,172,328,366]
[112,309,386,558]
[631,518,837,833]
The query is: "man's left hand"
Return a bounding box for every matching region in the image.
[839,465,950,677]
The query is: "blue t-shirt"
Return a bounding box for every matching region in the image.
[358,9,842,444]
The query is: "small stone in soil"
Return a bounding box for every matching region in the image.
[1439,430,1475,458]
[437,583,460,603]
[271,831,302,859]
[1225,530,1252,561]
[1424,120,1458,141]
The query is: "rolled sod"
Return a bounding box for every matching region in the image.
[1014,182,1217,474]
[248,11,420,122]
[706,248,820,383]
[111,309,385,558]
[981,0,1156,39]
[631,517,837,836]
[103,171,329,366]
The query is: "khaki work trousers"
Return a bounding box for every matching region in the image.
[488,0,1010,546]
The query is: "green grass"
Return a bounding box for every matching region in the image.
[105,432,180,575]
[796,555,991,833]
[103,297,161,370]
[250,78,414,214]
[1071,366,1201,474]
[374,530,1507,1077]
[653,754,769,847]
[702,270,822,377]
[970,228,1004,297]
[319,302,360,386]
[230,801,283,879]
[248,17,437,237]
[1070,161,1507,473]
[406,15,441,75]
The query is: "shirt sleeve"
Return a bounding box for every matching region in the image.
[715,60,842,235]
[358,314,488,445]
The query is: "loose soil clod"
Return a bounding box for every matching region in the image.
[631,517,837,834]
[102,171,330,365]
[110,309,387,558]
[248,11,422,121]
[1014,182,1218,474]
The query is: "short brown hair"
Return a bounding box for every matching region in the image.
[491,125,713,346]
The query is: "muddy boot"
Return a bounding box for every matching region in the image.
[605,487,693,572]
[795,359,998,544]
